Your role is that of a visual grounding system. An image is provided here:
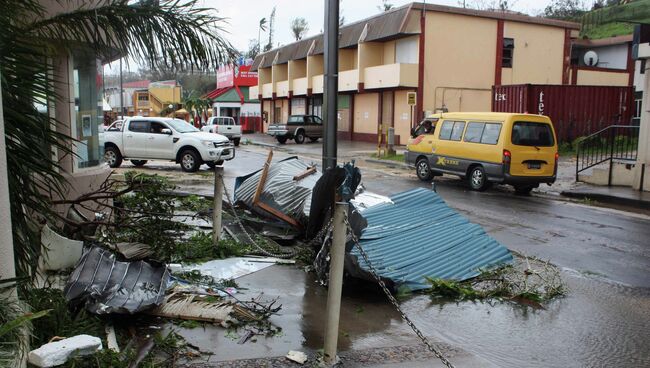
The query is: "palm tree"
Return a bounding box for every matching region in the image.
[258,17,268,55]
[0,0,236,288]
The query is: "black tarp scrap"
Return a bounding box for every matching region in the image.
[64,246,170,315]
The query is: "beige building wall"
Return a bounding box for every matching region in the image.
[423,12,497,113]
[501,22,564,85]
[339,48,358,71]
[272,63,288,83]
[288,59,307,90]
[259,67,272,85]
[383,41,396,64]
[576,70,629,86]
[354,93,379,134]
[262,100,272,132]
[150,86,182,104]
[394,90,415,142]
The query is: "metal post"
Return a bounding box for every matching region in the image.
[323,202,348,366]
[322,0,339,170]
[387,127,396,155]
[212,165,224,245]
[119,58,124,118]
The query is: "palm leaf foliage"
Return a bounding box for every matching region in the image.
[0,0,236,287]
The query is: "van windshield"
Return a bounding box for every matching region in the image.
[511,122,554,147]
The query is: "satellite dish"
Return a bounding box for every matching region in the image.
[584,50,599,67]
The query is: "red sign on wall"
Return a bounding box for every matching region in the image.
[235,65,258,87]
[216,66,235,89]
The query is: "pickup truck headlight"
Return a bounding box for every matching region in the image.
[201,140,215,147]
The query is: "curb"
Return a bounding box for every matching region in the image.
[364,158,411,169]
[248,140,278,148]
[560,190,650,210]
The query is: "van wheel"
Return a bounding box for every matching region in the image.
[180,150,201,172]
[276,136,288,144]
[514,185,535,196]
[130,160,147,167]
[294,130,306,144]
[468,166,490,191]
[104,146,122,168]
[416,158,433,181]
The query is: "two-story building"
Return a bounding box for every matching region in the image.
[250,2,583,144]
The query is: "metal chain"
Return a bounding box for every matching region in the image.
[220,174,297,258]
[220,174,334,259]
[343,215,456,368]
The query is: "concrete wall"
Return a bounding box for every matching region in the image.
[634,45,650,191]
[633,60,646,93]
[577,70,629,86]
[0,74,16,293]
[394,90,415,141]
[423,12,496,113]
[383,40,396,64]
[339,48,358,71]
[501,21,565,84]
[353,93,379,134]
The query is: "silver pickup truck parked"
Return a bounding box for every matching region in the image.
[201,116,242,146]
[267,115,323,144]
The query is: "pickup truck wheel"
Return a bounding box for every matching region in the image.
[104,146,122,168]
[233,138,240,146]
[130,160,147,167]
[309,137,319,143]
[294,130,305,144]
[276,136,288,144]
[180,150,201,172]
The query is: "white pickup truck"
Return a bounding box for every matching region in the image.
[103,117,234,172]
[201,116,242,146]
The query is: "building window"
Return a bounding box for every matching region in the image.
[396,37,418,64]
[633,91,642,126]
[73,50,104,169]
[641,59,646,74]
[502,38,514,68]
[274,106,282,123]
[309,96,323,118]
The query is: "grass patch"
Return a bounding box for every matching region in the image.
[581,22,633,39]
[370,153,405,163]
[174,232,253,263]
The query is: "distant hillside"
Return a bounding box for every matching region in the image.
[581,21,634,39]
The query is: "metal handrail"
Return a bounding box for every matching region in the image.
[576,125,640,186]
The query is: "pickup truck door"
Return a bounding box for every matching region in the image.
[124,120,149,157]
[311,116,323,138]
[147,121,176,159]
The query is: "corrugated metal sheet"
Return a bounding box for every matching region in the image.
[492,84,634,142]
[349,188,512,291]
[234,157,321,223]
[64,246,170,314]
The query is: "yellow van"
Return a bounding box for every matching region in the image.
[405,112,558,194]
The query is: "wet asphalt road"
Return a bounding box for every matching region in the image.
[117,145,650,367]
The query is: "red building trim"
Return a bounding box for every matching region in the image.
[358,82,365,93]
[416,12,425,122]
[495,20,504,86]
[562,29,571,85]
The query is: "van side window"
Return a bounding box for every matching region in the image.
[481,123,502,144]
[450,122,466,141]
[464,122,485,143]
[439,121,454,140]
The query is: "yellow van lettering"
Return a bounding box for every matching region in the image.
[436,157,459,166]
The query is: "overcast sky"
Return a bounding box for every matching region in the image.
[104,0,558,75]
[206,0,557,52]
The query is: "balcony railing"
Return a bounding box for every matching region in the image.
[338,70,358,92]
[276,81,289,97]
[262,83,274,98]
[293,77,308,96]
[364,63,418,90]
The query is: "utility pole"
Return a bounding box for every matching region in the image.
[322,0,339,170]
[323,202,348,366]
[119,57,124,119]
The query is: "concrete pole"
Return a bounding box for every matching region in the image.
[119,58,123,119]
[212,165,224,245]
[323,202,348,366]
[0,72,17,299]
[322,0,339,170]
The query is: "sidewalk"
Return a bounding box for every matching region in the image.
[561,185,650,210]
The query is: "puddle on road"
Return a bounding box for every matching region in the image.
[175,265,650,367]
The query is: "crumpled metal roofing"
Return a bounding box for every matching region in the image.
[349,188,512,291]
[234,157,321,223]
[64,246,170,314]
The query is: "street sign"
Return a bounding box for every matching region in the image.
[407,92,417,106]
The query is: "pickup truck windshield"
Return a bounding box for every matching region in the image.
[168,119,199,133]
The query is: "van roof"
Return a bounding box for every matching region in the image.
[425,112,547,120]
